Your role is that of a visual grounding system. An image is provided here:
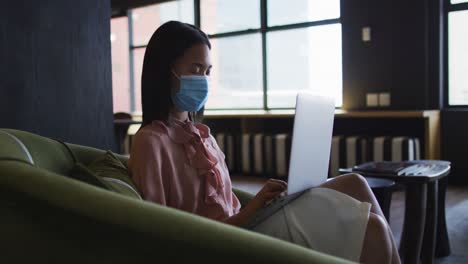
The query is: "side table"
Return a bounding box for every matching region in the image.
[364,177,395,222]
[340,163,450,264]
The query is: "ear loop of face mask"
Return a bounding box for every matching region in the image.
[171,70,197,122]
[171,70,181,80]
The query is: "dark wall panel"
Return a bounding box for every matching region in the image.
[342,0,441,110]
[442,110,468,184]
[0,0,115,151]
[341,0,392,109]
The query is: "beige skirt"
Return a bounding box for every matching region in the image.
[252,187,371,262]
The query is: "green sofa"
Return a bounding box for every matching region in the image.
[0,128,352,264]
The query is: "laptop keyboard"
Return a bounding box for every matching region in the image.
[266,191,287,206]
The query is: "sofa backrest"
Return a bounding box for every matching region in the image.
[0,128,75,175]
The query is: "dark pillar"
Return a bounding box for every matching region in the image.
[0,0,115,151]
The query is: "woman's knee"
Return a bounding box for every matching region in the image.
[330,173,370,191]
[343,173,368,187]
[361,213,392,263]
[321,173,367,196]
[367,213,389,238]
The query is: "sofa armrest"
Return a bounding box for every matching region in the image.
[0,161,352,264]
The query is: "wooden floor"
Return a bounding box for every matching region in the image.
[231,175,468,264]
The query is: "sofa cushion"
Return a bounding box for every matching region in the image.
[87,151,142,199]
[70,151,142,200]
[69,163,110,189]
[46,136,141,200]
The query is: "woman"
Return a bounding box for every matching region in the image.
[128,21,400,264]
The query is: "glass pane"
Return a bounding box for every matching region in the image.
[111,16,131,113]
[132,48,146,112]
[201,0,260,35]
[131,0,194,46]
[268,0,340,26]
[449,10,468,105]
[206,34,263,109]
[267,24,342,108]
[451,0,468,4]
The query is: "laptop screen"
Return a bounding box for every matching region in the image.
[287,93,335,194]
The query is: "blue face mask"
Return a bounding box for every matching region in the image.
[171,71,209,112]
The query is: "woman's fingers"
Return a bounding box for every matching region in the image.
[269,178,287,185]
[265,179,287,192]
[268,179,287,188]
[254,179,288,206]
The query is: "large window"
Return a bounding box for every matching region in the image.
[111,16,130,113]
[111,0,342,113]
[111,0,194,113]
[266,24,342,108]
[447,1,468,105]
[130,0,194,113]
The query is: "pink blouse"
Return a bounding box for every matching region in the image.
[128,118,241,221]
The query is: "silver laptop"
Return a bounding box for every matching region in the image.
[245,92,335,229]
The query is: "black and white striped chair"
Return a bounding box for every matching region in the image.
[329,136,421,177]
[239,133,291,179]
[214,132,421,179]
[329,136,369,178]
[215,133,238,172]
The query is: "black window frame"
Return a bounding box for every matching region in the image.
[114,0,342,113]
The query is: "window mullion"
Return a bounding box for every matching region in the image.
[128,10,136,113]
[208,29,261,39]
[194,0,201,28]
[261,0,268,110]
[449,2,468,12]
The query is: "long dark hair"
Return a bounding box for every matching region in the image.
[141,21,211,128]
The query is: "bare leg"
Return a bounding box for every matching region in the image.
[321,173,385,217]
[321,174,401,264]
[361,213,392,264]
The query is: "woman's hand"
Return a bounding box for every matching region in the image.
[223,179,287,227]
[250,179,288,209]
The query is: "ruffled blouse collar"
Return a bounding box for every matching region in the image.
[150,117,224,206]
[162,116,211,144]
